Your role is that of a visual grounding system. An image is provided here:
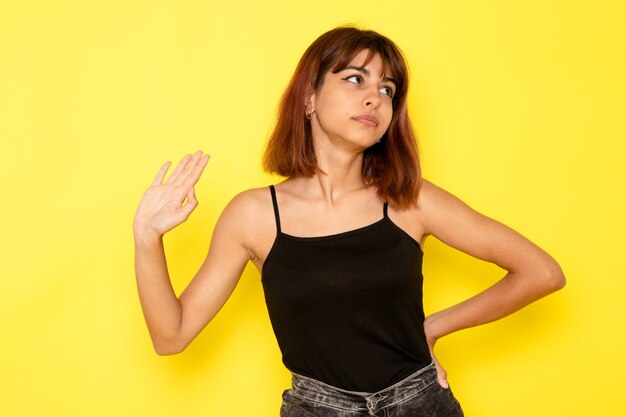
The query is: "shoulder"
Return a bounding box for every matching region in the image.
[383,179,460,245]
[392,178,482,243]
[227,186,273,208]
[214,186,277,253]
[389,178,461,221]
[386,180,452,246]
[417,179,462,207]
[219,186,274,225]
[416,179,477,225]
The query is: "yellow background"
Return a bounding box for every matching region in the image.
[1,0,624,416]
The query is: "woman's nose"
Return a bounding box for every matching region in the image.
[363,88,381,109]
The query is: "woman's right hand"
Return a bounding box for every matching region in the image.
[133,151,210,238]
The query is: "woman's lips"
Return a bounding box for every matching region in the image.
[352,115,379,127]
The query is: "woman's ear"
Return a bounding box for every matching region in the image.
[304,88,316,116]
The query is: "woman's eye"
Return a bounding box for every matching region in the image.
[344,75,362,84]
[380,86,394,97]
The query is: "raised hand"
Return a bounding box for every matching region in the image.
[133,151,210,237]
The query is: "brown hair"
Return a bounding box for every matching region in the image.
[263,26,421,208]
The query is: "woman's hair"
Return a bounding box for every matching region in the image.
[263,26,421,208]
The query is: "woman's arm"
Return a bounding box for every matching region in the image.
[133,151,252,355]
[417,180,565,385]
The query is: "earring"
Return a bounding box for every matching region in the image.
[305,110,314,120]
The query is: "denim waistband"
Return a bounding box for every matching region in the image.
[289,361,438,415]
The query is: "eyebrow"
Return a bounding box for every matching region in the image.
[343,65,397,86]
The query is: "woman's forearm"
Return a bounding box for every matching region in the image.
[134,231,183,355]
[425,264,565,344]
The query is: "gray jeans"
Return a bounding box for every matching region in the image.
[280,361,464,417]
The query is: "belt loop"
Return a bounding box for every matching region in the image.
[366,393,389,414]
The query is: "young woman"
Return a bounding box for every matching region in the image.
[133,27,565,417]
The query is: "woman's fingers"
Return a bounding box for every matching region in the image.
[158,151,209,189]
[180,151,205,181]
[151,161,172,186]
[181,154,210,189]
[167,151,209,188]
[165,153,194,184]
[426,334,450,389]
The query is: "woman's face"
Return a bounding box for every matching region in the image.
[307,49,396,151]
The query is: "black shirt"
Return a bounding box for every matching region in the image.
[262,185,431,392]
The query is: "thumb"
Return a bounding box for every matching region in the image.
[437,369,449,389]
[180,187,199,220]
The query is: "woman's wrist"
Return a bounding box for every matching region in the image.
[133,227,163,246]
[424,312,446,346]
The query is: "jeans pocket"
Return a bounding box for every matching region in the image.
[403,381,463,417]
[433,383,464,417]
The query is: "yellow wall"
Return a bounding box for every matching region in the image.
[1,1,624,415]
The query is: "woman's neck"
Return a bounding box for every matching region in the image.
[299,139,368,206]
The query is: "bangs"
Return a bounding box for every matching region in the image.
[331,47,393,79]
